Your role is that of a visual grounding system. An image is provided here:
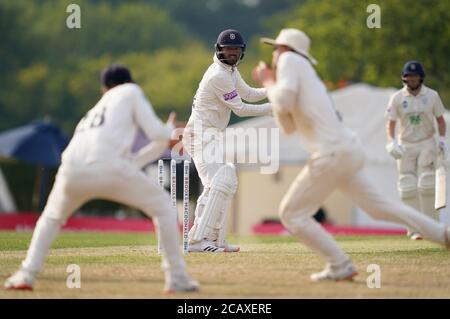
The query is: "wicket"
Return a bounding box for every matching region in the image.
[157,159,190,255]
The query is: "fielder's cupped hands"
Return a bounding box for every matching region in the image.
[167,111,177,128]
[252,61,276,87]
[167,112,180,149]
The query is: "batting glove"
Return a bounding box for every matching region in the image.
[439,136,448,160]
[386,140,404,160]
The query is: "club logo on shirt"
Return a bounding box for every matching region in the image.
[409,114,421,126]
[223,90,238,101]
[402,100,408,109]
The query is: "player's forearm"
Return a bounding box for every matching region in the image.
[236,75,268,102]
[141,122,172,142]
[238,87,267,103]
[136,104,174,141]
[132,139,169,168]
[437,116,446,137]
[232,102,272,117]
[387,120,396,141]
[134,91,174,141]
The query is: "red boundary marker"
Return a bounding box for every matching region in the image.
[253,222,406,236]
[0,213,155,233]
[0,213,406,235]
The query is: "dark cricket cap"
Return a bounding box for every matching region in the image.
[101,64,134,88]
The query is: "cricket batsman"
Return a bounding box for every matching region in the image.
[182,29,272,252]
[385,61,447,240]
[253,28,450,281]
[4,64,199,293]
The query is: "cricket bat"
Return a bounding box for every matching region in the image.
[435,156,447,210]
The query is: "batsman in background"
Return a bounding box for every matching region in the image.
[253,28,450,281]
[4,64,199,293]
[182,29,272,252]
[385,61,447,240]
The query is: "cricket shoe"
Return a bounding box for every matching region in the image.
[188,239,226,253]
[410,232,423,240]
[217,241,240,252]
[310,259,358,282]
[163,273,200,294]
[4,269,35,290]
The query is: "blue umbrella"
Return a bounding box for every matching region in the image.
[0,119,69,167]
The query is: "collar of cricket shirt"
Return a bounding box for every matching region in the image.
[213,54,235,72]
[402,84,428,97]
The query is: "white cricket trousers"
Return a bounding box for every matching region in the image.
[182,129,234,242]
[21,159,186,276]
[397,137,440,231]
[279,140,448,266]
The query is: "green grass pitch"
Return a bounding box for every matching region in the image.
[1,231,449,298]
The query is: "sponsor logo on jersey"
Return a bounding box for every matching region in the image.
[402,100,408,109]
[223,90,238,101]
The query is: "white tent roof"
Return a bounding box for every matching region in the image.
[230,83,450,165]
[332,83,396,164]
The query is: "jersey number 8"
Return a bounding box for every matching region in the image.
[76,106,107,133]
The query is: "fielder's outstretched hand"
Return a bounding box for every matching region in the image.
[252,61,276,87]
[166,112,181,149]
[167,111,177,128]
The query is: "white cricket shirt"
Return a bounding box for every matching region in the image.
[185,55,272,135]
[386,85,445,143]
[267,51,354,154]
[62,83,172,165]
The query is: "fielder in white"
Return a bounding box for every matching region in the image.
[4,64,199,293]
[182,29,272,252]
[253,28,450,281]
[385,61,447,240]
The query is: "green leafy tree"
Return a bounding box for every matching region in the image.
[262,0,450,104]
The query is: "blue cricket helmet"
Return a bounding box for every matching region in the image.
[215,29,246,65]
[402,61,425,78]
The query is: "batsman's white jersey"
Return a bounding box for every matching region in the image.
[386,85,445,143]
[267,51,449,266]
[183,55,271,246]
[184,55,272,186]
[185,55,271,134]
[385,85,446,227]
[20,83,189,279]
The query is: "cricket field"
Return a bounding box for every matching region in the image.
[1,231,449,298]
